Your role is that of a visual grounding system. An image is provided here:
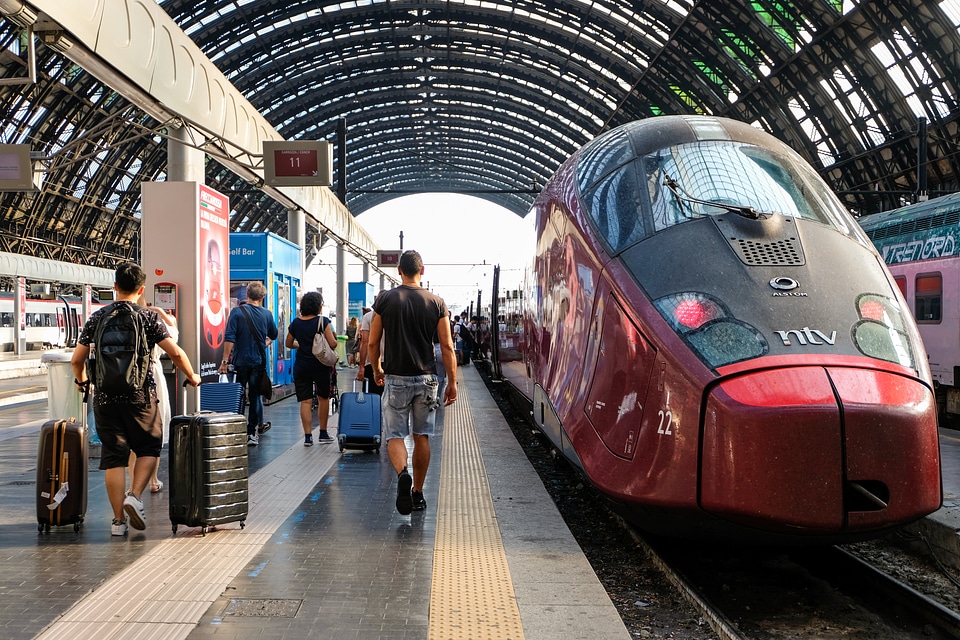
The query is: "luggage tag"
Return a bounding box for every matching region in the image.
[47,482,69,510]
[47,451,69,510]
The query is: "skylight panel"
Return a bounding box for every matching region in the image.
[940,0,960,25]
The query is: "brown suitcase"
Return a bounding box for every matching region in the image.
[36,413,88,534]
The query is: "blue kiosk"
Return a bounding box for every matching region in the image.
[228,232,301,402]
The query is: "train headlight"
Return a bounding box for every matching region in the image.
[655,292,768,368]
[673,296,723,329]
[853,293,913,368]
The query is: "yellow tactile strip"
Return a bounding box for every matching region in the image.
[429,386,525,640]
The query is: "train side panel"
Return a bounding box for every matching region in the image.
[885,256,960,389]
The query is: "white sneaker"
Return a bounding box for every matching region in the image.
[123,494,146,531]
[247,433,259,446]
[111,518,128,536]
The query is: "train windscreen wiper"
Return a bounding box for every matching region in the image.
[662,173,763,220]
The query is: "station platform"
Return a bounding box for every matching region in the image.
[0,365,631,640]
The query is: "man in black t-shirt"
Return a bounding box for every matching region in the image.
[369,250,457,515]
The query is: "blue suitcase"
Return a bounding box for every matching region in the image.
[200,379,245,414]
[337,381,382,453]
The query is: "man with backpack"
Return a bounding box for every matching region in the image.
[71,262,201,536]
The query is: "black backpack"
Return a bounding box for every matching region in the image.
[90,301,151,395]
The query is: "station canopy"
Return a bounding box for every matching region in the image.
[0,0,957,268]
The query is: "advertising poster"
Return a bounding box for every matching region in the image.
[198,185,229,381]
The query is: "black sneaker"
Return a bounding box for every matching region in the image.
[396,470,413,515]
[411,491,426,511]
[258,422,271,435]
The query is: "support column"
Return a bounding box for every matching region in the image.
[288,209,306,275]
[167,123,205,183]
[337,242,347,335]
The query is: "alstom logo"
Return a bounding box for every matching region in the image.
[775,328,837,346]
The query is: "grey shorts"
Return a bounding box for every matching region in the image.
[382,374,440,440]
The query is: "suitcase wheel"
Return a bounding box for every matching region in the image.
[240,520,245,529]
[74,522,81,533]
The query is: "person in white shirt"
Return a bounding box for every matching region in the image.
[355,303,384,394]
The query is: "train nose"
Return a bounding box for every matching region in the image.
[700,367,941,534]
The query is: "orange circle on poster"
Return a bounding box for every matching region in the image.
[155,269,163,276]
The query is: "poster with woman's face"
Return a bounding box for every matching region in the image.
[198,185,229,381]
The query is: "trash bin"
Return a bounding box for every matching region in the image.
[336,335,347,366]
[41,351,98,444]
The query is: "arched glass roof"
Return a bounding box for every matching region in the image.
[0,0,957,267]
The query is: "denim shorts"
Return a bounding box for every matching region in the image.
[382,374,440,440]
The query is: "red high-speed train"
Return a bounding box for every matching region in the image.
[509,115,941,544]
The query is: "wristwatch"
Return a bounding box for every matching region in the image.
[221,360,228,364]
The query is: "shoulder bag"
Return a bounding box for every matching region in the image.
[239,305,273,400]
[312,316,340,367]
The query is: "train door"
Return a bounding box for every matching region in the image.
[55,307,66,347]
[68,306,80,347]
[56,296,78,347]
[584,284,657,460]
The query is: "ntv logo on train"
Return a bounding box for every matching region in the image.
[774,328,837,347]
[767,277,836,347]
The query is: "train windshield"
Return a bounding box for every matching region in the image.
[645,141,844,232]
[578,137,852,253]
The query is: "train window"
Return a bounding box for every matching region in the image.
[915,273,942,323]
[894,275,907,297]
[576,126,636,194]
[582,163,648,252]
[0,312,10,327]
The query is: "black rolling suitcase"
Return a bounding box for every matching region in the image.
[168,390,248,535]
[36,405,88,534]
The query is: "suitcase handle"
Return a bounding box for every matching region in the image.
[182,378,203,414]
[352,379,368,402]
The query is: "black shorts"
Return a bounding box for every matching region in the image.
[94,399,162,469]
[293,362,332,402]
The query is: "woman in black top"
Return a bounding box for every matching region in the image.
[285,291,338,446]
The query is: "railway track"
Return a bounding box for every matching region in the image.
[643,533,960,640]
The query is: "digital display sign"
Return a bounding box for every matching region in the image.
[273,149,319,178]
[263,140,332,187]
[377,250,402,267]
[0,144,37,191]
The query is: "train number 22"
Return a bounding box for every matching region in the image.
[657,410,673,436]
